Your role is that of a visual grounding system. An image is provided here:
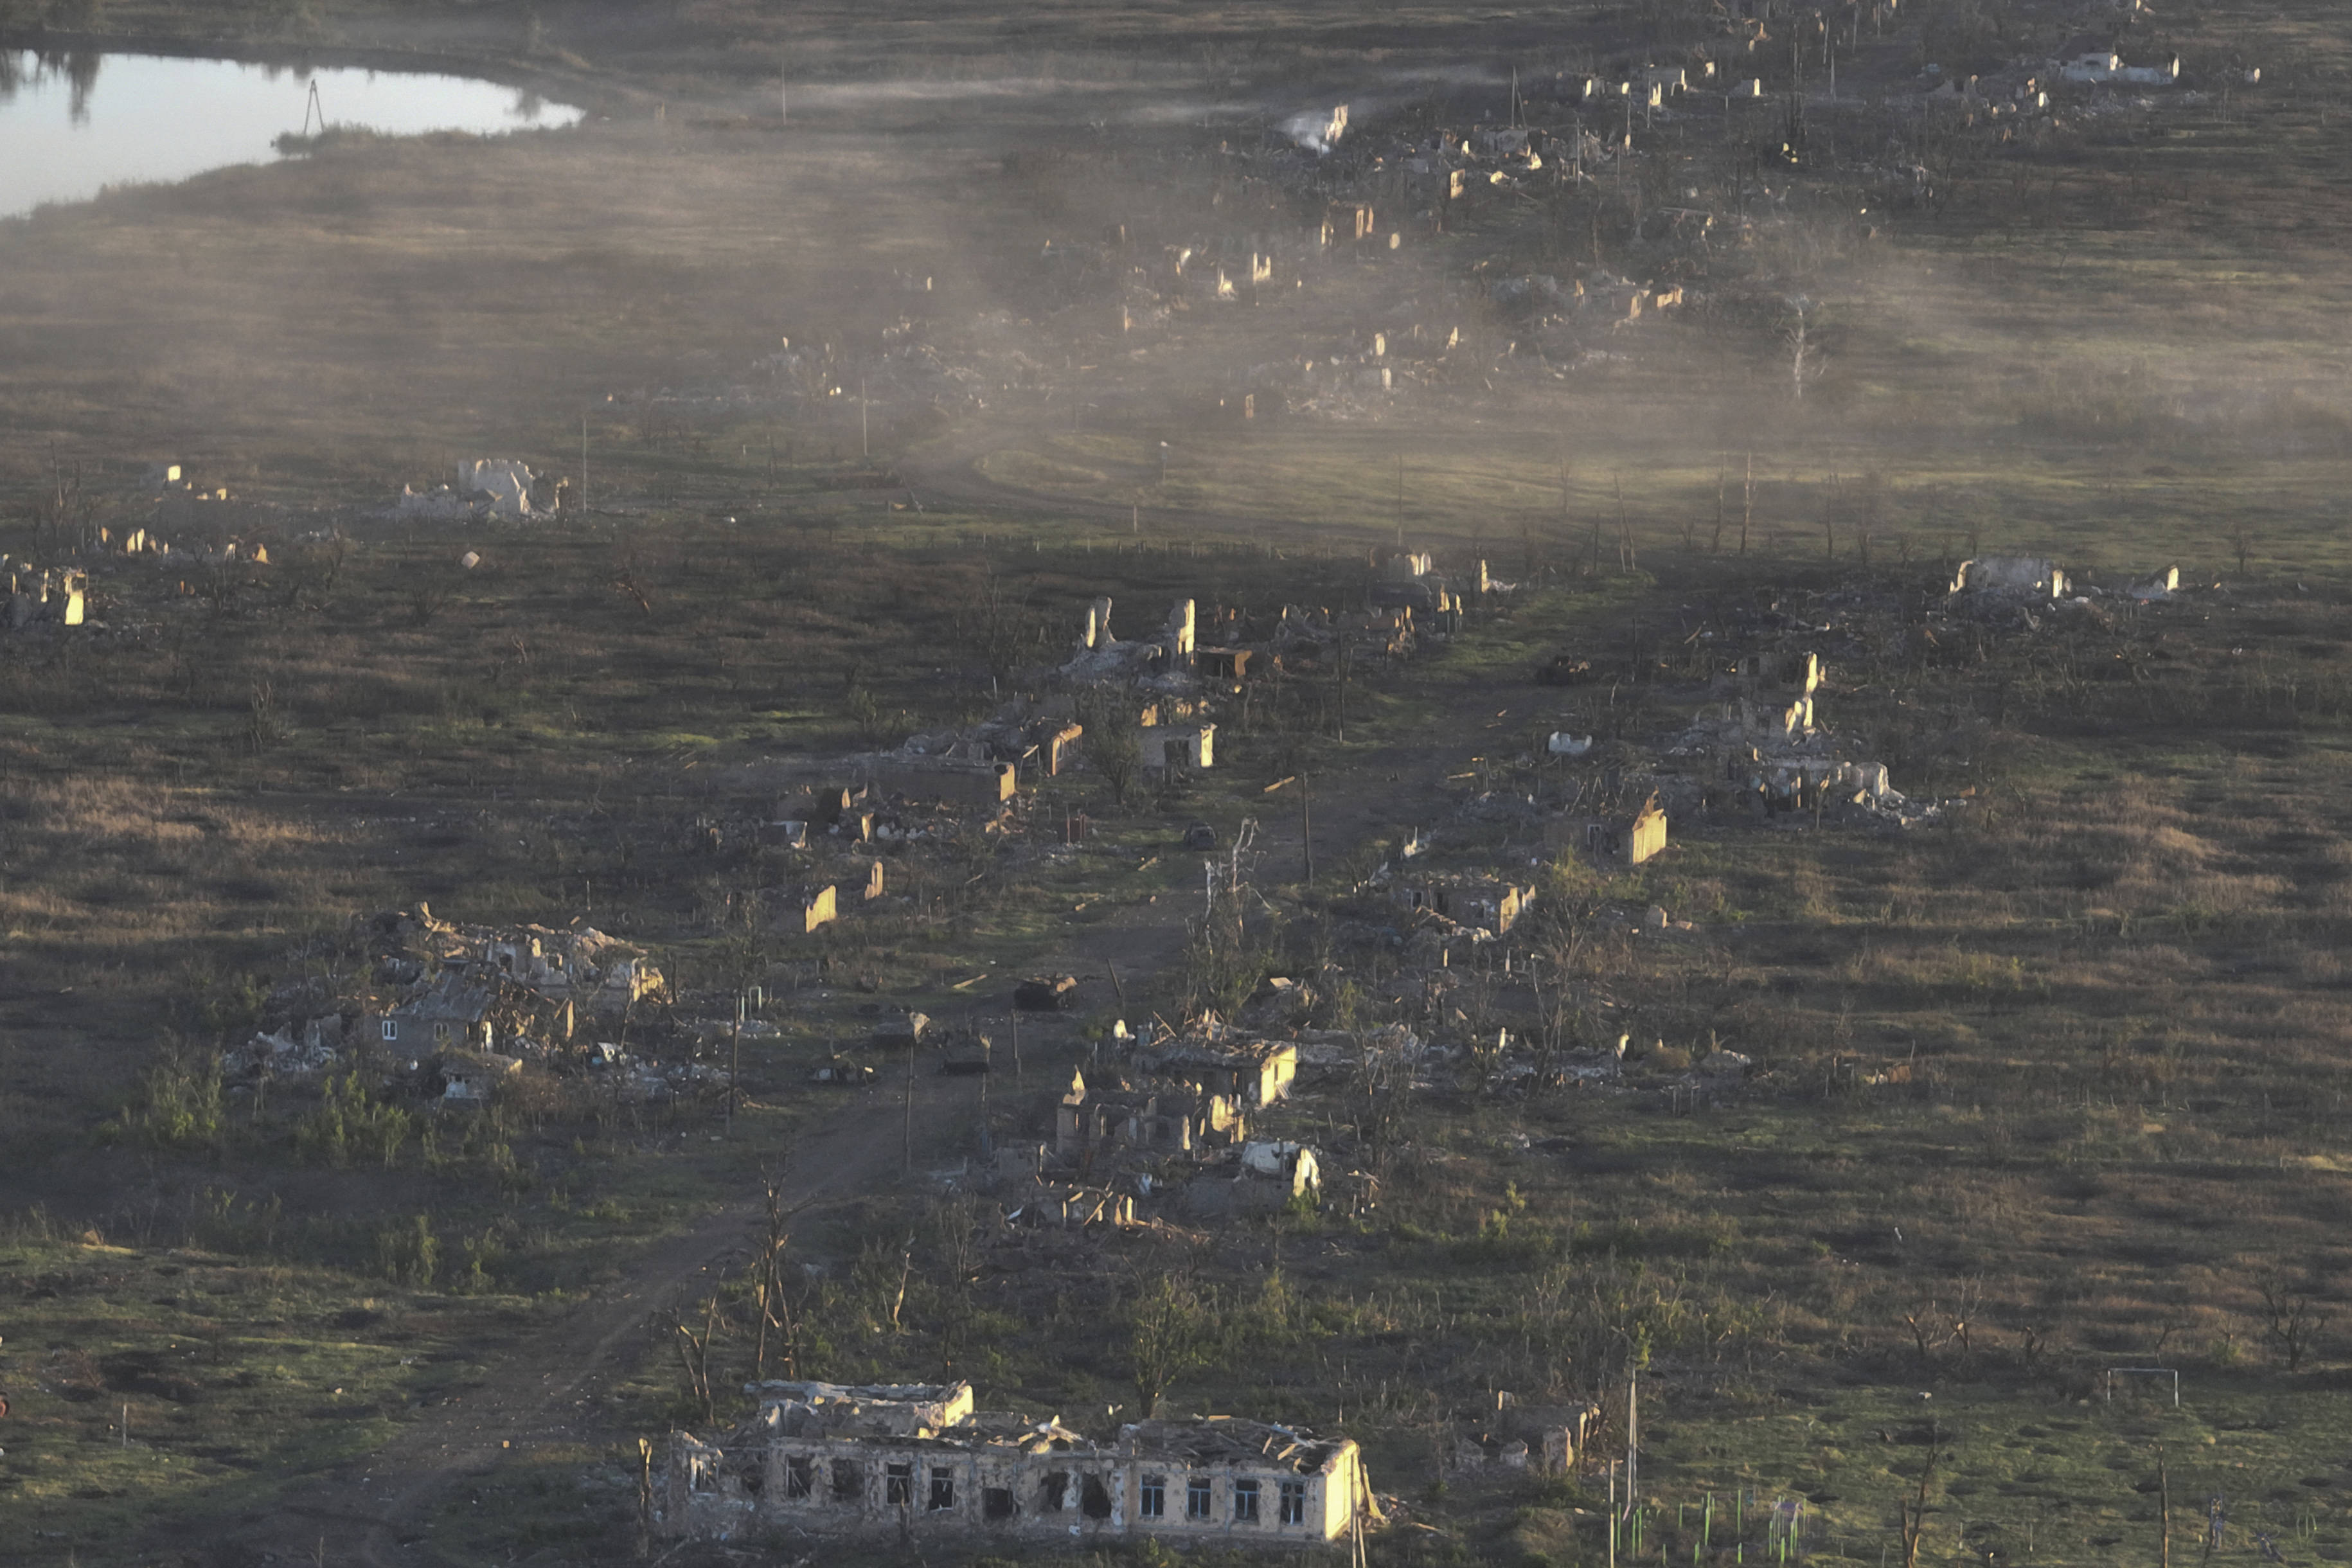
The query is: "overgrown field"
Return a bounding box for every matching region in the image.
[8,0,2352,1562]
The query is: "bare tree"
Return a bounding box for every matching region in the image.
[1786,306,1823,402]
[1346,1036,1413,1178]
[673,1290,724,1425]
[2256,1267,2330,1372]
[2227,522,2256,578]
[1899,1420,1943,1568]
[749,1181,799,1382]
[958,569,1048,684]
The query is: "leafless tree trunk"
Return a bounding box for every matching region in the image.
[1900,1421,1941,1568]
[673,1290,723,1425]
[2256,1267,2330,1371]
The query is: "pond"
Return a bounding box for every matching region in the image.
[0,49,584,220]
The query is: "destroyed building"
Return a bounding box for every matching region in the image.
[661,1380,1377,1547]
[359,907,664,1055]
[1552,789,1668,867]
[1134,1031,1298,1108]
[1183,1139,1321,1218]
[1391,875,1534,938]
[1056,1069,1244,1161]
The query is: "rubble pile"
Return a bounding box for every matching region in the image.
[222,905,671,1100]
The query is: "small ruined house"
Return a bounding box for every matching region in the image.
[458,458,537,517]
[880,761,1018,806]
[1393,877,1534,936]
[438,1050,522,1103]
[1145,724,1215,772]
[1041,723,1085,776]
[1551,792,1667,868]
[1452,1398,1599,1477]
[660,1380,1376,1547]
[1056,1070,1243,1161]
[1137,1035,1298,1108]
[1196,648,1254,682]
[1184,1141,1321,1218]
[793,884,839,934]
[1950,557,2067,598]
[372,970,497,1054]
[1002,1183,1136,1231]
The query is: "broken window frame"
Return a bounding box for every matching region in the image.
[1186,1473,1214,1520]
[1233,1478,1261,1523]
[1139,1474,1167,1519]
[983,1485,1016,1522]
[886,1462,914,1509]
[785,1454,814,1500]
[1279,1479,1307,1525]
[688,1454,717,1494]
[830,1459,864,1504]
[928,1466,956,1511]
[1042,1471,1069,1511]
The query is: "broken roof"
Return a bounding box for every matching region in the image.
[749,1380,976,1438]
[1119,1416,1353,1474]
[1140,1032,1297,1070]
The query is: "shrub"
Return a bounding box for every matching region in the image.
[375,1213,441,1288]
[117,1046,225,1154]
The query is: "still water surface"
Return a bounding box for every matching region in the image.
[0,49,582,219]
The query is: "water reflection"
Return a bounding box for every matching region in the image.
[0,48,105,121]
[65,50,100,123]
[0,50,584,219]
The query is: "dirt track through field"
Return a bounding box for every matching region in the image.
[219,462,1555,1566]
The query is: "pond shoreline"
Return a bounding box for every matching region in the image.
[0,25,622,115]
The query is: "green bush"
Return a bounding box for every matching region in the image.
[376,1213,441,1288]
[296,1071,414,1168]
[116,1047,225,1154]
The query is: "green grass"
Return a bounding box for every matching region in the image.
[0,1227,524,1552]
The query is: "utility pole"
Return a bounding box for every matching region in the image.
[1301,773,1314,885]
[1741,452,1754,556]
[2157,1450,2171,1568]
[1263,774,1312,884]
[1607,1461,1618,1568]
[1335,642,1350,742]
[902,1035,914,1168]
[1626,1368,1639,1506]
[727,991,742,1136]
[979,1043,992,1156]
